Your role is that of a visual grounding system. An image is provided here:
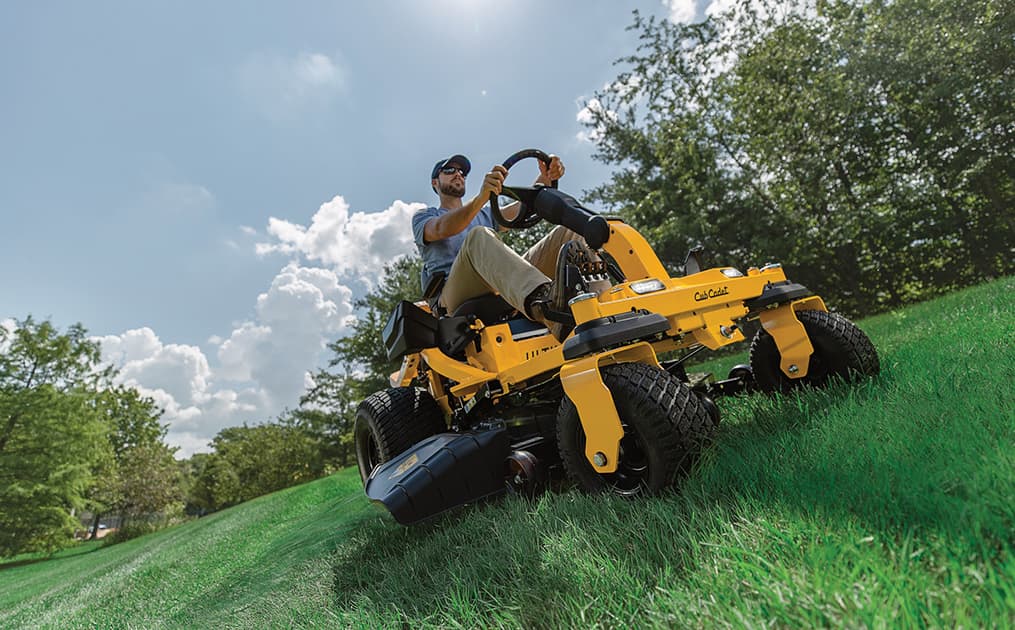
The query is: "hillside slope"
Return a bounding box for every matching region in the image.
[2,278,1013,628]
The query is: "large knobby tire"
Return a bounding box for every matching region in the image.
[354,387,446,485]
[749,309,880,393]
[556,362,716,496]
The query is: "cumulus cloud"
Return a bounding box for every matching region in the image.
[576,97,619,143]
[95,328,221,455]
[95,189,418,457]
[256,196,423,282]
[239,51,346,121]
[218,263,354,405]
[96,327,210,408]
[662,0,697,23]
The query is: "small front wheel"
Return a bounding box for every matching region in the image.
[749,309,879,393]
[556,363,716,496]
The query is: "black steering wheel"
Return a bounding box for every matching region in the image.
[489,149,559,229]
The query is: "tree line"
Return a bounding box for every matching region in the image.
[0,318,179,557]
[0,317,357,558]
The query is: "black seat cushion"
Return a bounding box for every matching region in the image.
[452,294,516,323]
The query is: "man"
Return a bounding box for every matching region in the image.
[411,153,597,340]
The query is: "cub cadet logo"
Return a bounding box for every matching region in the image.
[390,453,418,479]
[694,286,730,302]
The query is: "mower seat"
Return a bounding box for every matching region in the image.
[452,294,516,324]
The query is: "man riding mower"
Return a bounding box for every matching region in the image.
[355,149,880,525]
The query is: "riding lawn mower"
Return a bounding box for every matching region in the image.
[354,149,880,525]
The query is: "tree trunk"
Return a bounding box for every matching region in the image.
[89,512,102,540]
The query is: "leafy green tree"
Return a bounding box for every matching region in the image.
[582,0,1014,316]
[0,317,112,557]
[111,441,182,540]
[186,423,325,511]
[178,452,214,516]
[85,386,181,538]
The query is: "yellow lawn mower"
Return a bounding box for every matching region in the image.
[354,149,880,525]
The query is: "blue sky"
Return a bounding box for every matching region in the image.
[1,1,708,455]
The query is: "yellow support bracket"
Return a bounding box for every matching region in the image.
[559,343,660,473]
[757,296,826,379]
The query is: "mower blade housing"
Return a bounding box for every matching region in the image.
[364,428,510,525]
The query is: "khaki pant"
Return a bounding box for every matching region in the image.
[438,225,584,315]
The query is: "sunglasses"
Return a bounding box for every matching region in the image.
[440,166,467,176]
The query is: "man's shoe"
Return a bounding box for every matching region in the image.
[525,283,572,343]
[525,241,605,342]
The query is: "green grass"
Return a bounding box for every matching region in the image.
[2,278,1013,628]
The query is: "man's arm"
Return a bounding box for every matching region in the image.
[423,166,507,242]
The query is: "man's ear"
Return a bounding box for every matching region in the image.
[432,178,439,194]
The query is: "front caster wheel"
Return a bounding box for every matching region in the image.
[556,362,716,496]
[749,309,879,393]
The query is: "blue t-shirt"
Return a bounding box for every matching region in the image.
[412,205,497,294]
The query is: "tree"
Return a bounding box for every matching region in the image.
[582,0,1014,316]
[185,423,325,511]
[88,387,182,540]
[85,385,178,539]
[0,317,112,557]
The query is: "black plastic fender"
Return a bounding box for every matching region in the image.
[561,310,670,361]
[364,428,510,525]
[744,281,813,312]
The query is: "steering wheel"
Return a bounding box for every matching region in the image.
[489,149,559,229]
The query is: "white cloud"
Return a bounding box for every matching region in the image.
[217,322,272,383]
[217,262,354,406]
[0,318,15,354]
[576,97,619,143]
[95,328,210,408]
[239,51,346,121]
[95,189,415,457]
[256,196,423,282]
[240,225,257,236]
[662,0,697,23]
[705,0,737,17]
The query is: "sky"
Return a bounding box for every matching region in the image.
[1,0,723,457]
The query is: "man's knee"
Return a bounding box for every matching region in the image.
[463,226,499,251]
[465,226,497,243]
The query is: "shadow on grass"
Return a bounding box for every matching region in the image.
[329,369,1012,624]
[0,542,102,571]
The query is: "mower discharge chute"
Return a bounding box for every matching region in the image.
[355,149,880,525]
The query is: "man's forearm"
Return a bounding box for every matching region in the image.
[432,194,487,239]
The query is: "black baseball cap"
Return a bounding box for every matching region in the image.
[430,154,471,180]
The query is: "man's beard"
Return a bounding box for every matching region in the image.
[439,180,465,197]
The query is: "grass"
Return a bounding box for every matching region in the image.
[2,278,1013,628]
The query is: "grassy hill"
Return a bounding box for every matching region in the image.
[2,278,1013,628]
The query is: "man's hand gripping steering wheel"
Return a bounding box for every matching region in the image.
[485,149,562,229]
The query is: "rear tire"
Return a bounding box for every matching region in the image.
[749,309,879,393]
[556,363,716,496]
[354,387,446,485]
